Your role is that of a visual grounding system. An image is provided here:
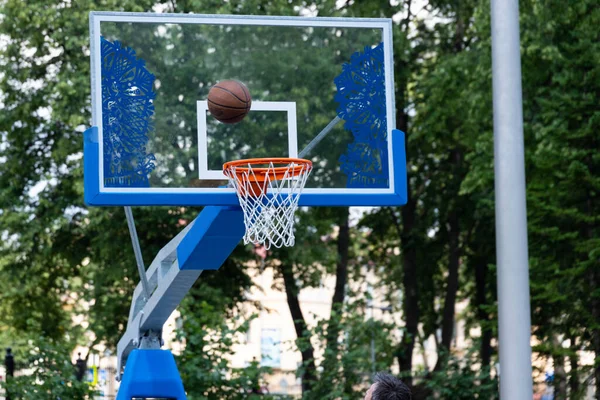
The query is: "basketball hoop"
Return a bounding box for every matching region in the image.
[223,157,312,249]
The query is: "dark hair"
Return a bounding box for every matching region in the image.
[371,372,412,400]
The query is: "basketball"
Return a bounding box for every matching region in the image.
[207,80,252,124]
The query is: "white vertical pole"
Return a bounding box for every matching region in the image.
[491,0,533,398]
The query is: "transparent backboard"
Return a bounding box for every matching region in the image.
[85,12,406,206]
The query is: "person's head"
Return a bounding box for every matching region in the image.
[364,372,412,400]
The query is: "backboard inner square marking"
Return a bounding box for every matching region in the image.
[197,101,298,180]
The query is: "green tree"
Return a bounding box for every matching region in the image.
[1,337,96,399]
[0,0,257,383]
[176,286,277,399]
[462,0,600,396]
[0,0,155,346]
[520,0,600,395]
[425,351,498,399]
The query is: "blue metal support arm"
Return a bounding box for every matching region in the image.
[115,205,244,381]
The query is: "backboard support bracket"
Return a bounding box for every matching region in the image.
[115,205,244,386]
[84,127,407,206]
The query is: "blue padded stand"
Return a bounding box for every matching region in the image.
[116,349,186,400]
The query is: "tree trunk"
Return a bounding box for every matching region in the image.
[569,336,580,398]
[325,208,350,348]
[397,198,419,385]
[392,0,423,382]
[393,78,419,382]
[475,259,492,369]
[591,269,600,400]
[281,262,317,394]
[332,208,350,307]
[585,195,600,400]
[435,209,460,371]
[324,208,350,384]
[418,329,430,373]
[553,335,567,399]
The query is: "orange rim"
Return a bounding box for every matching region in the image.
[223,157,312,182]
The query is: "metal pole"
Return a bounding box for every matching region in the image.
[299,116,342,158]
[491,0,533,398]
[124,206,151,300]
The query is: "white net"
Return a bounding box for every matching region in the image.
[224,160,312,249]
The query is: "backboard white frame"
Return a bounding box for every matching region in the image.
[197,101,298,180]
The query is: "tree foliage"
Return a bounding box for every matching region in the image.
[1,337,96,399]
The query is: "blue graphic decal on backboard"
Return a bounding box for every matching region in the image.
[101,37,156,187]
[335,43,389,188]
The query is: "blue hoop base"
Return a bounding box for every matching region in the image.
[116,349,186,400]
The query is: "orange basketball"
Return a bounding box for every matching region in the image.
[207,80,252,124]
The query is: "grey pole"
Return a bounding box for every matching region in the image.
[299,116,342,158]
[490,0,533,398]
[124,206,151,300]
